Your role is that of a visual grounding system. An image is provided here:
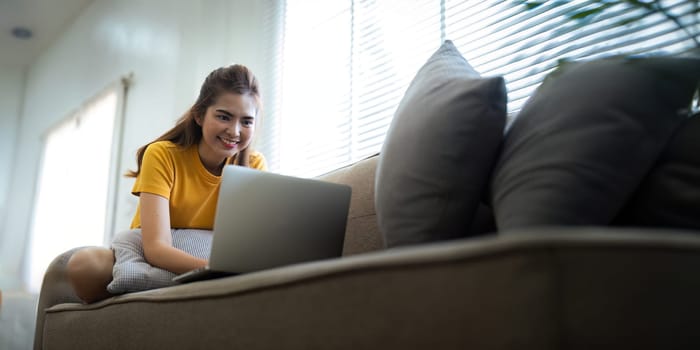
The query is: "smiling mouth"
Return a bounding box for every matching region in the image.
[219,136,240,148]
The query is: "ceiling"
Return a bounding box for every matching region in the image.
[0,0,94,68]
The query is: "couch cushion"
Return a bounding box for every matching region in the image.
[375,40,507,247]
[491,56,700,229]
[614,113,700,229]
[42,228,700,349]
[319,155,384,255]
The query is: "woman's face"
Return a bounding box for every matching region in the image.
[196,92,257,172]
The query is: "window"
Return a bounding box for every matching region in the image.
[25,82,126,293]
[446,1,700,111]
[261,0,698,177]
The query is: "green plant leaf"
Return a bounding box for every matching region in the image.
[518,0,700,48]
[524,1,546,10]
[622,0,654,10]
[570,7,606,20]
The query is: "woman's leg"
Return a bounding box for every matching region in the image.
[66,247,115,303]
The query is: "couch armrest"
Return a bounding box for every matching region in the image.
[33,247,89,350]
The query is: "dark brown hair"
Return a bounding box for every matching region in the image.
[125,64,261,177]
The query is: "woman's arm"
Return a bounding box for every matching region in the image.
[139,192,208,274]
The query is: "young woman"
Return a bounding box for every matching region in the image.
[66,64,267,303]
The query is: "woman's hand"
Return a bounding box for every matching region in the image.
[139,192,208,274]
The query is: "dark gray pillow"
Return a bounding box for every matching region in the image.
[375,40,507,247]
[614,113,700,229]
[490,56,700,229]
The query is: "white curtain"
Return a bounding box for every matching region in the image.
[26,80,127,293]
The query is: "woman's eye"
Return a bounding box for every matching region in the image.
[242,119,254,126]
[217,115,231,121]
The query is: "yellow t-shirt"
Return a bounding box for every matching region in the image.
[130,141,267,229]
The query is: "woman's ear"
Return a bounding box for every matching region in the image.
[194,113,203,126]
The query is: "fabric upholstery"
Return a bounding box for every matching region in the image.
[42,228,700,350]
[375,40,507,247]
[320,154,384,255]
[107,229,212,294]
[33,247,83,350]
[615,113,700,229]
[491,56,700,229]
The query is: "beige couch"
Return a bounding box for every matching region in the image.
[34,155,700,349]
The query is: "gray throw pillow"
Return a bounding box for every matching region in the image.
[490,56,700,229]
[375,40,507,247]
[107,229,212,294]
[614,112,700,229]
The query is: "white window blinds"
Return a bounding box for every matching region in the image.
[448,0,700,111]
[260,0,698,177]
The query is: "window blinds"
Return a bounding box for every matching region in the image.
[449,0,700,111]
[260,0,698,177]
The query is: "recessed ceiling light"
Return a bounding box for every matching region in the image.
[11,27,33,39]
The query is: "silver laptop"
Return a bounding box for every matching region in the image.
[173,165,352,283]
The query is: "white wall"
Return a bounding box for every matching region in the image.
[0,65,24,283]
[0,66,23,207]
[0,0,279,291]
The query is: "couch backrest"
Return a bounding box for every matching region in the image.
[319,155,384,255]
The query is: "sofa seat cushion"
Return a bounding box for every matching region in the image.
[43,228,700,349]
